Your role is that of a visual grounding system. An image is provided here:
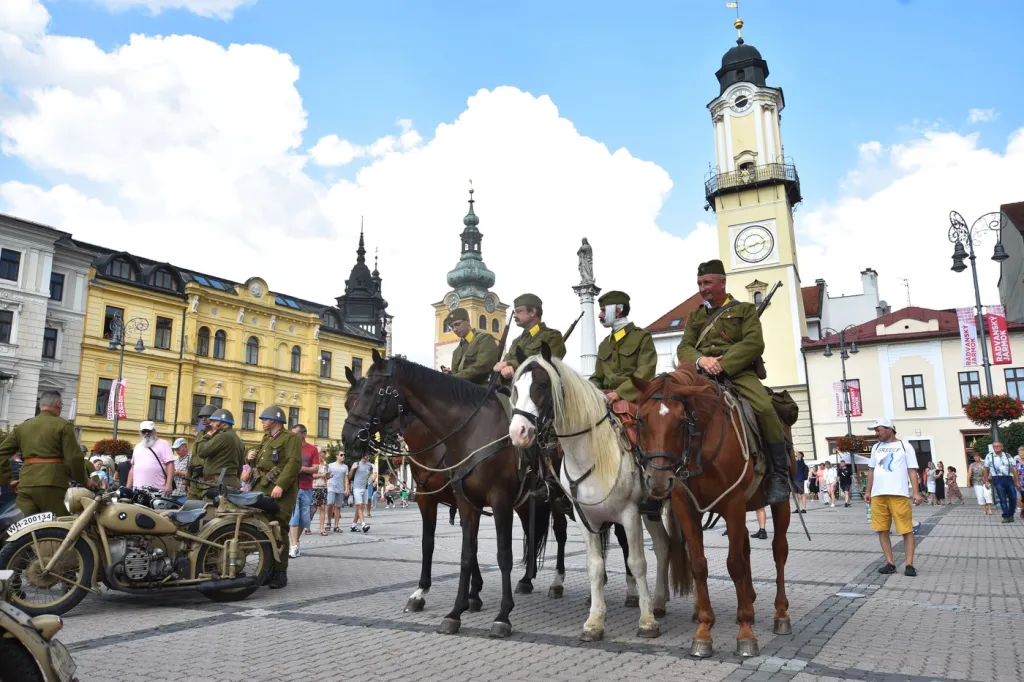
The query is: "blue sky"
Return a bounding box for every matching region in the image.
[23,0,1022,238]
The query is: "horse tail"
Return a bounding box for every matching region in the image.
[519,498,551,569]
[667,508,693,597]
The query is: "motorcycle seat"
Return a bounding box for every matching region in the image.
[225,492,280,514]
[178,500,207,512]
[168,507,207,526]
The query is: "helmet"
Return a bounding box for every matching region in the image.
[209,408,235,425]
[198,404,217,418]
[259,405,287,423]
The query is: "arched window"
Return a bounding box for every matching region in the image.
[107,259,135,281]
[443,318,451,333]
[320,311,335,328]
[196,326,210,356]
[753,291,764,305]
[491,318,500,333]
[479,315,487,330]
[152,269,175,291]
[245,336,259,365]
[291,345,301,373]
[213,330,226,359]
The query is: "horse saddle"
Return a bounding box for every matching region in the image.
[718,381,799,500]
[609,400,639,449]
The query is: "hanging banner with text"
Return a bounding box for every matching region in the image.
[116,380,128,420]
[956,307,979,367]
[832,380,862,417]
[107,380,128,421]
[105,380,117,420]
[986,304,1013,365]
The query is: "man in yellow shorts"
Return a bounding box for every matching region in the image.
[864,418,924,576]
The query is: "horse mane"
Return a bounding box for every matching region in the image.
[639,364,723,421]
[514,355,622,491]
[392,357,493,408]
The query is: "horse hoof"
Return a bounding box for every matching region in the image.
[468,598,483,613]
[404,598,425,613]
[580,628,604,642]
[624,595,640,608]
[436,617,461,635]
[489,621,512,638]
[636,623,661,639]
[736,639,760,658]
[690,639,713,658]
[515,581,533,595]
[653,606,667,618]
[774,617,792,635]
[547,585,564,599]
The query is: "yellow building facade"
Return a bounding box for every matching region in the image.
[75,239,388,452]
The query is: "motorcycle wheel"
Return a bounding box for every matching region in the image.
[0,636,46,682]
[0,527,95,617]
[196,522,273,603]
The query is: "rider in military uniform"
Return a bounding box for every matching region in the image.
[493,293,565,379]
[445,308,500,386]
[0,391,91,516]
[676,260,793,506]
[247,406,301,589]
[589,290,658,403]
[187,408,245,499]
[190,404,217,473]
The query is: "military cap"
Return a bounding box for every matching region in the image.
[697,259,726,277]
[598,290,630,307]
[198,404,217,418]
[514,293,543,310]
[446,307,469,325]
[259,405,287,423]
[209,408,235,425]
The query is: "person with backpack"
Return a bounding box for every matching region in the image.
[864,418,923,576]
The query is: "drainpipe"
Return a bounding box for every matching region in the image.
[172,306,186,439]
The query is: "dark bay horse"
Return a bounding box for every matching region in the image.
[342,350,522,637]
[633,366,793,658]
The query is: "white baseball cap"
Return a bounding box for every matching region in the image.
[172,437,188,449]
[869,418,895,432]
[139,420,156,432]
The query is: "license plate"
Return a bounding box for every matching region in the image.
[49,639,77,682]
[6,512,53,536]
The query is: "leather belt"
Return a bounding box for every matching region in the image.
[23,457,65,465]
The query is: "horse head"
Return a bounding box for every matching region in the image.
[341,348,401,455]
[508,342,556,447]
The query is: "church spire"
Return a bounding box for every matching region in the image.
[446,181,495,299]
[356,217,366,264]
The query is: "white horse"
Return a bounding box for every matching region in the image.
[508,345,683,642]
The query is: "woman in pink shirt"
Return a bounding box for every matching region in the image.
[126,421,176,495]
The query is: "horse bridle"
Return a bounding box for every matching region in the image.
[513,364,611,447]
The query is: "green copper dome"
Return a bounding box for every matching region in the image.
[446,187,495,299]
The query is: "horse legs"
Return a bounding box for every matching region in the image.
[515,505,535,595]
[548,503,568,598]
[489,497,516,638]
[770,501,793,635]
[468,551,484,613]
[613,523,638,608]
[437,500,480,635]
[672,490,715,658]
[405,495,438,613]
[579,525,609,641]
[642,511,670,618]
[725,498,758,657]
[621,509,660,639]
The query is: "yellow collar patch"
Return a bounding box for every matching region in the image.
[529,324,541,337]
[613,328,627,342]
[465,331,475,343]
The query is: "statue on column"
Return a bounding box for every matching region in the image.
[577,238,595,286]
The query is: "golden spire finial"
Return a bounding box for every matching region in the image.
[726,2,743,42]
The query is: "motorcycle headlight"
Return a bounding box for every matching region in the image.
[64,489,72,513]
[65,487,96,514]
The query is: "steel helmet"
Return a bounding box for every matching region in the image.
[209,408,235,425]
[259,405,287,423]
[198,404,217,418]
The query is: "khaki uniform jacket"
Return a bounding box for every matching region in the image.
[590,323,658,402]
[451,331,500,386]
[0,412,87,490]
[251,429,302,494]
[676,296,764,378]
[192,428,212,463]
[198,428,246,483]
[503,323,566,370]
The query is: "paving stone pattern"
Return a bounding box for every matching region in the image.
[52,501,1022,681]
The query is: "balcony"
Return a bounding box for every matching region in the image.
[704,162,802,210]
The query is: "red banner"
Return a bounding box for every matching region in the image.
[116,380,128,420]
[986,305,1013,365]
[833,380,863,417]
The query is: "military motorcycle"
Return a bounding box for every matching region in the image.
[0,569,77,682]
[0,481,283,617]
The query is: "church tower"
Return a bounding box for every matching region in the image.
[433,185,508,369]
[705,16,811,451]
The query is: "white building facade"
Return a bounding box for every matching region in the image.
[0,214,91,426]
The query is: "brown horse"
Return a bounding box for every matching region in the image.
[633,366,793,658]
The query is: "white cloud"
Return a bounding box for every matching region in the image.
[968,108,998,124]
[308,120,424,168]
[92,0,256,20]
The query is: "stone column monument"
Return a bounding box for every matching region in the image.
[572,238,601,377]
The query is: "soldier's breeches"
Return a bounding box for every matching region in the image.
[731,374,785,443]
[16,486,68,517]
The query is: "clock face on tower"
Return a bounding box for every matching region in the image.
[483,293,497,313]
[443,292,460,311]
[734,225,775,263]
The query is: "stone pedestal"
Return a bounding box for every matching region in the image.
[572,283,601,377]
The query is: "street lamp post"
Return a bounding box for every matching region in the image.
[948,210,1008,442]
[107,311,149,440]
[823,325,859,496]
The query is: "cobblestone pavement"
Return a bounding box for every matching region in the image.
[52,500,1023,681]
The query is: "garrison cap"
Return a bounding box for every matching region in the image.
[598,291,630,307]
[514,293,543,310]
[445,308,469,325]
[697,259,726,277]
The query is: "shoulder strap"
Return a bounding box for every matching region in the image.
[146,446,168,486]
[695,300,741,347]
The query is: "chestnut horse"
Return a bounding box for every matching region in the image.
[634,366,793,658]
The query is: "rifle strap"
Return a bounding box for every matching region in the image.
[695,300,740,348]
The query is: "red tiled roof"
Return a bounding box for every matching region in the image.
[802,283,823,318]
[802,306,1024,349]
[646,292,703,334]
[1003,201,1024,233]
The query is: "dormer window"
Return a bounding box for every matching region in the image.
[320,311,333,328]
[152,269,175,291]
[107,259,135,281]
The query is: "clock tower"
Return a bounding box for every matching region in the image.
[433,186,508,369]
[705,17,812,453]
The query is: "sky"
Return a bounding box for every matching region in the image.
[1,0,1022,366]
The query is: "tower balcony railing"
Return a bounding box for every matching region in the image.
[704,162,802,210]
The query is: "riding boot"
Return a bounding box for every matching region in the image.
[262,567,277,586]
[764,441,793,506]
[267,570,288,589]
